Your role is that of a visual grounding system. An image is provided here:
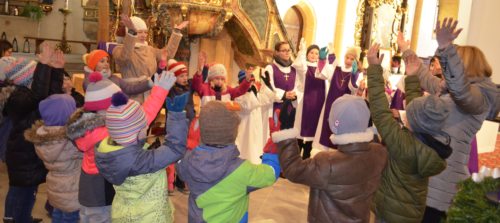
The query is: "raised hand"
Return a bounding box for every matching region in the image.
[120,14,135,31]
[328,42,335,53]
[37,42,53,65]
[154,71,177,91]
[435,17,462,49]
[367,43,385,65]
[299,38,306,52]
[50,49,65,68]
[397,31,410,52]
[198,51,207,71]
[319,46,328,60]
[121,0,131,16]
[245,66,255,82]
[174,21,189,30]
[166,92,189,112]
[404,54,421,76]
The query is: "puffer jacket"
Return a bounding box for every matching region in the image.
[367,65,447,223]
[2,63,64,187]
[273,128,387,223]
[24,121,82,212]
[94,111,188,222]
[403,45,499,211]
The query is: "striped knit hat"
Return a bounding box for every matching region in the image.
[84,72,121,111]
[167,59,188,77]
[0,56,37,87]
[106,92,147,146]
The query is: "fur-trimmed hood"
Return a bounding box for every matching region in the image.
[24,120,67,144]
[66,108,106,140]
[0,85,15,124]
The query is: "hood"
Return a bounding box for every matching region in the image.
[0,85,15,124]
[94,137,139,185]
[66,108,105,140]
[181,144,243,184]
[24,120,71,163]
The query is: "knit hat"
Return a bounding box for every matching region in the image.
[39,94,76,126]
[238,70,246,83]
[130,16,148,31]
[83,50,109,71]
[167,59,188,77]
[345,46,361,60]
[106,92,147,146]
[0,56,37,87]
[328,94,370,135]
[406,95,450,137]
[199,101,240,145]
[207,64,227,81]
[84,72,121,111]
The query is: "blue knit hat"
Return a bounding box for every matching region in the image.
[39,94,77,126]
[238,70,246,83]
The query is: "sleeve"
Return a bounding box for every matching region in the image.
[30,63,52,100]
[142,86,169,125]
[49,68,65,95]
[404,75,424,106]
[292,51,307,89]
[111,75,152,95]
[74,127,109,152]
[227,79,251,99]
[273,129,330,189]
[436,45,491,115]
[265,65,285,102]
[257,85,276,106]
[191,72,205,96]
[130,111,188,175]
[165,31,183,60]
[402,49,446,95]
[348,72,364,93]
[316,55,338,81]
[112,33,136,66]
[245,158,280,189]
[234,92,260,114]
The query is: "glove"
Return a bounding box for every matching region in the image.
[166,92,189,112]
[319,47,328,60]
[299,38,306,53]
[154,71,177,91]
[352,60,358,74]
[201,65,209,82]
[279,100,296,130]
[260,71,274,91]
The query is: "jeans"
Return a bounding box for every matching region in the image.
[79,205,111,223]
[4,185,38,223]
[52,209,80,223]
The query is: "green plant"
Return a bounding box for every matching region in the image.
[20,4,43,21]
[447,177,500,223]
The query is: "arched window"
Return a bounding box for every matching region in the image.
[283,6,303,52]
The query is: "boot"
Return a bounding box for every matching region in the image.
[3,217,15,223]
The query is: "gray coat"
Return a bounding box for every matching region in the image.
[403,45,499,211]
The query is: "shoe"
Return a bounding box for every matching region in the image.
[168,189,174,196]
[3,217,15,223]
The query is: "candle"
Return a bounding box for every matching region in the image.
[65,0,69,9]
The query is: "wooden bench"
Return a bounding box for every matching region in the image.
[24,36,96,53]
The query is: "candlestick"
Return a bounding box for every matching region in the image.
[65,0,69,9]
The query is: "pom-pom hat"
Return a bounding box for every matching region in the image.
[106,92,147,146]
[84,72,122,111]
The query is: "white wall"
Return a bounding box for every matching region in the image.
[414,0,438,57]
[466,0,500,84]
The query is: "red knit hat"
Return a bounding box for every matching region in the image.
[83,50,109,71]
[167,59,188,77]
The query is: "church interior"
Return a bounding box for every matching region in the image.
[0,0,499,222]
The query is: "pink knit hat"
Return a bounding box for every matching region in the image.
[83,72,121,111]
[106,92,147,146]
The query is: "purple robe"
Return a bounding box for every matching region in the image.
[390,89,405,110]
[272,64,296,111]
[300,66,326,137]
[319,66,359,148]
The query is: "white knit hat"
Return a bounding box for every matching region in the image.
[130,16,148,31]
[207,64,227,81]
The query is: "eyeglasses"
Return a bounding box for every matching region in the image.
[279,49,291,53]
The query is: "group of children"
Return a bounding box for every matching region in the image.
[0,15,499,223]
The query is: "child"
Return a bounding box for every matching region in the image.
[192,52,252,106]
[24,94,81,222]
[62,72,84,107]
[82,49,152,96]
[366,44,449,223]
[66,71,176,221]
[94,92,189,222]
[272,94,387,222]
[177,101,281,222]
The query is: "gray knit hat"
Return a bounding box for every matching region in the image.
[328,94,370,135]
[406,95,449,136]
[199,101,240,145]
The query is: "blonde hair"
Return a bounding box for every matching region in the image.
[455,45,492,78]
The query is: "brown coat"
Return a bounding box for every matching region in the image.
[112,31,182,103]
[273,129,387,223]
[24,121,82,212]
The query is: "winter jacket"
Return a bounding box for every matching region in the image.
[166,81,195,122]
[2,63,64,187]
[112,31,182,103]
[24,121,82,212]
[273,128,387,223]
[177,144,280,223]
[403,45,499,211]
[191,72,251,106]
[367,65,447,223]
[66,86,169,175]
[94,111,188,222]
[82,66,152,97]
